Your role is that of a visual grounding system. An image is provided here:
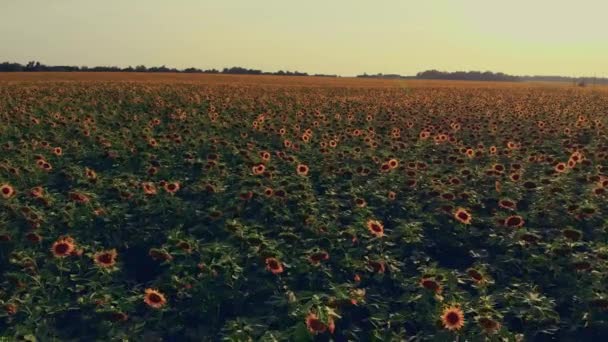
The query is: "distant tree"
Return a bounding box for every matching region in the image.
[222,66,262,75]
[416,69,520,82]
[183,67,202,73]
[0,62,24,71]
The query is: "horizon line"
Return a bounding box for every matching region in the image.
[1,60,606,80]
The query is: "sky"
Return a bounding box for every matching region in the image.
[1,0,607,77]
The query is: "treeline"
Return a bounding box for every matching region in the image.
[357,70,521,82]
[2,62,605,84]
[0,61,324,77]
[356,70,516,81]
[415,70,520,82]
[357,69,608,84]
[357,73,415,79]
[520,75,608,85]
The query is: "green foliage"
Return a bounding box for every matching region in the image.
[0,81,607,340]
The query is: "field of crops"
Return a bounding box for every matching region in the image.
[1,74,608,341]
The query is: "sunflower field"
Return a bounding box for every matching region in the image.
[1,76,608,341]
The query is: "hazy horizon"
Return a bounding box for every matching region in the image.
[1,0,607,77]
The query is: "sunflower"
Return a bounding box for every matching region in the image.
[85,168,97,182]
[498,199,516,210]
[562,228,582,241]
[142,182,157,195]
[30,186,44,198]
[453,207,472,224]
[368,260,386,274]
[305,312,335,335]
[296,164,309,176]
[93,249,118,268]
[26,232,42,243]
[441,193,455,201]
[419,130,431,139]
[388,158,399,169]
[240,191,253,200]
[420,277,443,293]
[265,257,284,275]
[51,236,76,258]
[108,311,129,322]
[493,164,505,173]
[478,317,501,334]
[143,288,167,309]
[164,181,180,194]
[366,219,384,237]
[149,248,173,262]
[441,305,465,331]
[504,215,525,228]
[308,251,330,265]
[510,173,521,182]
[354,198,366,208]
[5,303,18,316]
[252,163,265,175]
[567,159,576,168]
[176,240,193,253]
[506,141,518,150]
[519,232,541,244]
[263,187,273,197]
[555,162,567,173]
[260,151,271,161]
[0,184,15,199]
[69,192,90,204]
[466,268,486,283]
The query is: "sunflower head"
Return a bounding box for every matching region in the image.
[441,305,465,331]
[93,249,118,268]
[0,184,15,199]
[144,288,167,309]
[366,219,384,237]
[454,208,472,224]
[51,236,76,258]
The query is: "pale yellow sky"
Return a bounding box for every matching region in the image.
[1,0,606,76]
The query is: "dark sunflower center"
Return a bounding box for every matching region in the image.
[309,318,326,331]
[422,280,438,290]
[446,312,460,325]
[507,217,521,226]
[55,243,69,254]
[149,293,162,303]
[98,253,113,264]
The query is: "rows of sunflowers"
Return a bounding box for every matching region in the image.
[1,79,608,340]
